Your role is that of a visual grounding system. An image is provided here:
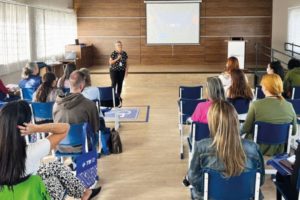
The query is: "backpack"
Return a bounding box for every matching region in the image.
[110,128,122,154]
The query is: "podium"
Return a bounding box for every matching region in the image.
[65,44,93,68]
[227,40,246,69]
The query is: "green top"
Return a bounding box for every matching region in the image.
[0,175,50,200]
[284,67,300,94]
[242,97,297,156]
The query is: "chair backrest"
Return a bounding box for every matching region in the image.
[254,122,292,154]
[255,86,265,99]
[286,99,300,115]
[179,86,203,100]
[227,97,251,114]
[98,86,116,107]
[292,86,300,100]
[191,122,210,142]
[21,88,36,101]
[203,169,260,200]
[0,102,6,109]
[30,102,54,122]
[59,123,88,150]
[179,98,207,124]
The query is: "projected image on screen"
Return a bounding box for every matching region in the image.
[146,3,200,44]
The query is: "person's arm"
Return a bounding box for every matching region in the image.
[283,72,291,96]
[109,54,122,65]
[291,107,298,136]
[18,123,69,150]
[241,102,256,135]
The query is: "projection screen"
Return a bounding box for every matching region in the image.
[145,1,201,44]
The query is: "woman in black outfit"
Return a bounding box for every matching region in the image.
[109,41,128,99]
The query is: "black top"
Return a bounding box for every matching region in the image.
[110,51,128,71]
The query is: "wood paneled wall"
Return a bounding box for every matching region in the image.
[75,0,272,69]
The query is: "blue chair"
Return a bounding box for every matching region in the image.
[178,98,207,159]
[254,122,293,174]
[55,123,96,159]
[20,88,36,101]
[99,87,120,130]
[202,169,261,200]
[228,97,251,114]
[255,86,265,99]
[292,86,300,100]
[30,102,54,124]
[188,122,210,165]
[179,86,203,99]
[254,122,293,155]
[0,102,6,109]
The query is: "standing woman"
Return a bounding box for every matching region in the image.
[109,41,128,99]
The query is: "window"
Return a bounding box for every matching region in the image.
[34,9,77,60]
[0,1,77,75]
[288,7,300,52]
[0,2,29,74]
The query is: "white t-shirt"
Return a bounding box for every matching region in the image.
[25,139,51,175]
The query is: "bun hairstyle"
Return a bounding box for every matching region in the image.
[21,62,38,79]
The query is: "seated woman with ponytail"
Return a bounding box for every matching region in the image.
[242,74,297,156]
[33,72,62,102]
[19,62,41,89]
[186,100,265,200]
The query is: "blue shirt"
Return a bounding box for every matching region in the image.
[19,75,41,89]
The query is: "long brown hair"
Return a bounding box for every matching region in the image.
[35,72,56,102]
[208,100,246,177]
[228,69,253,100]
[226,56,239,73]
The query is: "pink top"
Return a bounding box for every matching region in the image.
[191,100,213,123]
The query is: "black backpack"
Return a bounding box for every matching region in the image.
[110,128,122,154]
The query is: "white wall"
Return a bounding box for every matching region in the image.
[272,0,300,51]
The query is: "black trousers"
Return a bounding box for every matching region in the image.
[110,69,125,97]
[275,173,298,200]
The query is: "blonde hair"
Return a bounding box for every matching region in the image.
[260,74,284,100]
[208,100,246,177]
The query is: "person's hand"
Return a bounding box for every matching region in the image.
[18,123,38,136]
[117,54,122,60]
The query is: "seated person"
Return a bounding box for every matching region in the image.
[53,70,100,153]
[0,79,20,102]
[19,62,41,89]
[242,74,297,156]
[227,69,253,100]
[80,68,101,101]
[191,77,225,123]
[186,100,265,199]
[0,100,101,200]
[57,63,76,90]
[266,61,285,81]
[284,58,300,98]
[33,72,62,102]
[218,56,240,93]
[275,143,300,200]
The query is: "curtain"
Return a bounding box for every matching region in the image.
[34,9,77,61]
[0,2,29,75]
[288,7,300,52]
